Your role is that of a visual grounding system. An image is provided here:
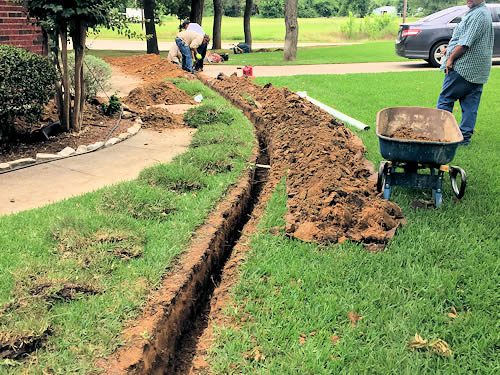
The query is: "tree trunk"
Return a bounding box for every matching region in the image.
[284,0,298,61]
[190,0,205,24]
[71,22,87,133]
[59,29,71,132]
[144,0,159,54]
[244,0,252,50]
[212,0,222,49]
[403,0,408,23]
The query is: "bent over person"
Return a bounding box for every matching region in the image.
[437,0,494,146]
[175,30,205,73]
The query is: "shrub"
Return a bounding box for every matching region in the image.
[341,13,399,40]
[102,95,122,115]
[68,53,112,100]
[183,103,234,128]
[0,45,56,139]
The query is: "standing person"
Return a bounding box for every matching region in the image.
[175,29,205,73]
[436,0,494,146]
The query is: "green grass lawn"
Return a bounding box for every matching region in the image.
[88,42,405,66]
[207,71,500,373]
[95,15,414,43]
[0,80,254,373]
[225,42,405,65]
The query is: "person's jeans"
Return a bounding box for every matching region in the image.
[175,37,193,73]
[437,70,483,143]
[195,43,207,71]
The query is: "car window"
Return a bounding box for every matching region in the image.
[450,17,462,24]
[420,7,466,23]
[490,7,500,22]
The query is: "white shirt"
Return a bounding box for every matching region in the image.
[187,23,204,35]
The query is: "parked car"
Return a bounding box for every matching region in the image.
[396,4,500,67]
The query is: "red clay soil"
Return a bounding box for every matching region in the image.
[209,75,405,250]
[104,54,193,83]
[123,81,195,130]
[389,126,449,142]
[0,104,133,163]
[140,107,185,131]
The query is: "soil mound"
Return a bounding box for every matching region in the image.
[124,81,192,129]
[125,81,195,110]
[141,107,184,131]
[104,54,191,82]
[209,76,405,250]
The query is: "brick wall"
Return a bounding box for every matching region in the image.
[0,0,45,54]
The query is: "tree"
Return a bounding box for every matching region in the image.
[260,0,284,18]
[144,0,159,54]
[190,0,205,24]
[244,0,253,49]
[161,0,190,21]
[213,0,223,49]
[284,0,298,61]
[18,0,128,132]
[223,0,242,16]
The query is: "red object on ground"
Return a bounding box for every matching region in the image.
[0,0,45,54]
[242,65,253,77]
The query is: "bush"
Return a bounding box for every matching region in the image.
[0,45,56,139]
[68,53,111,100]
[341,13,399,40]
[183,103,234,128]
[102,95,122,115]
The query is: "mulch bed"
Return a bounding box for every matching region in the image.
[0,104,133,163]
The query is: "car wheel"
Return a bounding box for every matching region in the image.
[430,42,448,68]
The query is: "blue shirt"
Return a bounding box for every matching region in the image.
[441,2,494,84]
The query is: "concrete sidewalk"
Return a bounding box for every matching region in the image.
[202,59,500,78]
[83,39,355,51]
[202,61,433,78]
[0,129,194,216]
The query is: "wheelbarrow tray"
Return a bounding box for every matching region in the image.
[376,107,463,165]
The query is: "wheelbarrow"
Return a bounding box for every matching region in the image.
[376,107,467,208]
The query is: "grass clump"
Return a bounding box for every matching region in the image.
[184,103,235,128]
[183,144,237,175]
[101,182,176,221]
[140,163,206,192]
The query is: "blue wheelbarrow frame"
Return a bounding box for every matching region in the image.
[376,107,467,207]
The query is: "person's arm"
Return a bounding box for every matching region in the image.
[445,45,468,73]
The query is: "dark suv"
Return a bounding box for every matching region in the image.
[396,4,500,67]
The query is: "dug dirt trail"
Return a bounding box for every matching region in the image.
[95,56,404,374]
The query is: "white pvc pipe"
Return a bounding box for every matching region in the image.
[296,91,370,131]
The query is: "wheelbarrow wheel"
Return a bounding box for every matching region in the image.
[450,166,467,199]
[377,161,389,193]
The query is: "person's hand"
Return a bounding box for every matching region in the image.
[445,58,454,74]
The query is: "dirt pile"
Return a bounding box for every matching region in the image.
[123,81,194,130]
[389,126,450,142]
[209,76,405,250]
[141,107,184,131]
[104,54,191,82]
[125,81,195,109]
